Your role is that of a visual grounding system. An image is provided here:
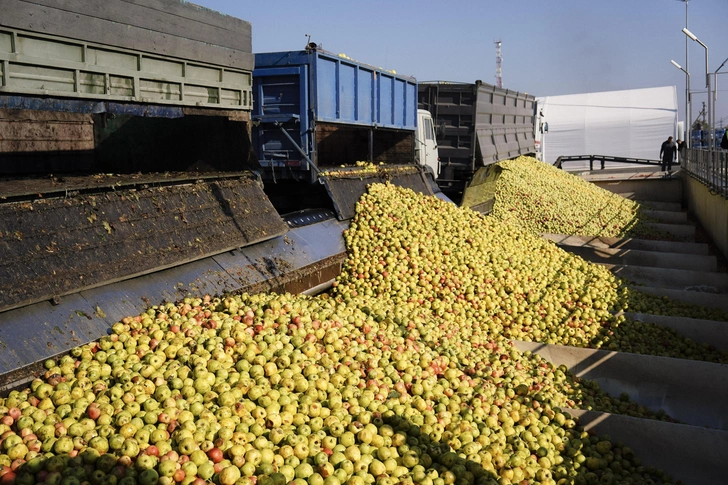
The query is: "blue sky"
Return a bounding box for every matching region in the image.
[197,0,728,127]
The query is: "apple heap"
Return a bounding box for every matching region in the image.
[0,291,676,485]
[490,157,669,239]
[319,162,418,180]
[0,182,710,485]
[337,183,728,360]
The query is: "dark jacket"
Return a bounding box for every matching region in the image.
[721,131,728,150]
[660,140,677,162]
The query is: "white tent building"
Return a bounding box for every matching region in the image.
[536,86,678,166]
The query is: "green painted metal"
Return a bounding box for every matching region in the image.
[0,27,252,110]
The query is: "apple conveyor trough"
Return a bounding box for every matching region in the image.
[0,169,437,388]
[0,172,340,388]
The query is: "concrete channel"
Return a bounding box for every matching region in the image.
[642,221,696,240]
[547,244,717,272]
[540,167,728,484]
[542,233,710,255]
[566,410,728,485]
[641,208,688,224]
[639,201,682,211]
[604,264,728,292]
[637,286,728,311]
[0,164,723,484]
[623,312,728,350]
[512,340,728,431]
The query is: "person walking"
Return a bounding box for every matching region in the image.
[660,136,677,176]
[721,130,728,150]
[676,139,686,163]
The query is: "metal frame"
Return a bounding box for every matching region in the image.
[553,155,662,171]
[554,150,728,199]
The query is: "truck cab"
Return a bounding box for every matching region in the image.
[416,109,440,177]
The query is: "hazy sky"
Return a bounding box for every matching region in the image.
[197,0,728,127]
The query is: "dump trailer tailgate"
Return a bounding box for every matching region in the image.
[0,173,288,313]
[460,164,503,214]
[320,166,435,220]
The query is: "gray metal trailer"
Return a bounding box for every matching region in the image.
[418,80,537,203]
[0,0,255,176]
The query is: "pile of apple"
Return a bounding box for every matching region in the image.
[319,162,418,180]
[490,157,668,239]
[0,182,712,485]
[0,296,675,485]
[338,184,728,359]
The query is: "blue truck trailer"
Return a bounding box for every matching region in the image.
[252,44,439,219]
[254,45,417,180]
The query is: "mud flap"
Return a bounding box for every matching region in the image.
[0,173,288,313]
[460,164,503,214]
[320,166,434,220]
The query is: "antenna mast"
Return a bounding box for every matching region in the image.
[495,40,503,88]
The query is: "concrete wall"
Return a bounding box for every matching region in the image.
[682,175,728,260]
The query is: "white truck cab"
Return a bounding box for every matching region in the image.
[416,109,440,178]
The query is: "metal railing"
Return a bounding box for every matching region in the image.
[553,155,662,171]
[683,148,728,198]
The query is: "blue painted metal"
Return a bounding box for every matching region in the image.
[691,129,726,149]
[0,95,104,113]
[0,95,186,118]
[357,69,374,124]
[253,47,417,180]
[104,102,185,118]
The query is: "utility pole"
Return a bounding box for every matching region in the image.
[495,40,503,89]
[681,0,691,147]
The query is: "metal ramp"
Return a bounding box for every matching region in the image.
[0,215,348,388]
[0,172,288,313]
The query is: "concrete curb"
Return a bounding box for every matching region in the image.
[567,410,728,485]
[640,209,687,224]
[603,264,728,292]
[642,209,688,224]
[556,245,717,272]
[624,312,728,351]
[636,286,728,311]
[638,201,682,211]
[542,233,710,255]
[643,222,695,241]
[512,340,728,431]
